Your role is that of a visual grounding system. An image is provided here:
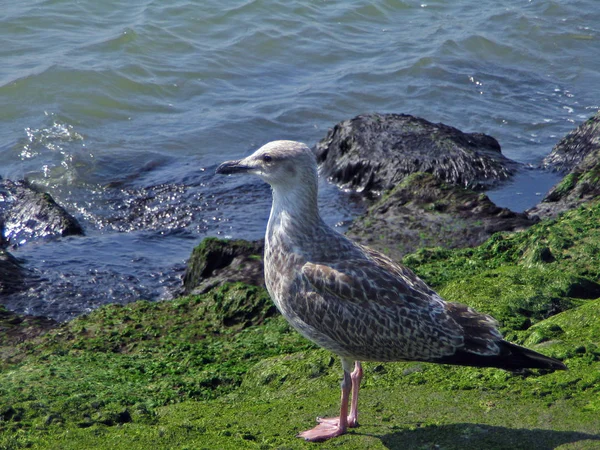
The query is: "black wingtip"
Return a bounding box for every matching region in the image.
[501,341,567,371]
[430,341,567,372]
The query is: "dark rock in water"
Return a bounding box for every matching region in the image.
[183,237,265,295]
[0,249,26,295]
[347,173,537,262]
[529,111,600,219]
[314,113,518,198]
[542,111,600,173]
[0,180,84,246]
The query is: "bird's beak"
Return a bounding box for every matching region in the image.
[216,159,252,175]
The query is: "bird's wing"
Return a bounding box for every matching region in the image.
[299,259,468,360]
[301,258,438,310]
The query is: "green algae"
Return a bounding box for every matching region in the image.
[8,371,600,450]
[438,266,585,332]
[0,283,313,446]
[404,201,600,287]
[2,202,600,449]
[523,299,600,361]
[547,172,580,201]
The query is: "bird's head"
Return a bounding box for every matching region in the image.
[216,140,318,190]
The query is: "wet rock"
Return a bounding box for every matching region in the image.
[542,111,600,172]
[0,249,26,295]
[347,172,536,262]
[529,111,600,219]
[314,113,518,198]
[183,237,265,294]
[0,179,84,246]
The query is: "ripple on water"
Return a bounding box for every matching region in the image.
[1,0,599,319]
[7,232,187,322]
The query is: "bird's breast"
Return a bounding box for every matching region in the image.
[264,233,304,310]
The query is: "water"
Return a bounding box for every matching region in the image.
[1,0,599,321]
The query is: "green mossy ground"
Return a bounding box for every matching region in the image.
[2,203,600,449]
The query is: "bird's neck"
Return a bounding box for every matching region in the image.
[266,182,325,245]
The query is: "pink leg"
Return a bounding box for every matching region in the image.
[297,359,358,442]
[318,361,362,428]
[348,361,363,427]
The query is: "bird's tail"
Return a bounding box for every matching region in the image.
[494,340,567,371]
[431,340,567,371]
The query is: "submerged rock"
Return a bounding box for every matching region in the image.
[530,111,600,218]
[347,173,536,261]
[315,113,518,197]
[97,182,202,233]
[183,237,265,295]
[0,179,84,246]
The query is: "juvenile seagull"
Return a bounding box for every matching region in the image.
[216,140,566,442]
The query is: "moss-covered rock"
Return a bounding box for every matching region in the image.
[531,111,600,218]
[197,282,276,329]
[0,283,312,441]
[347,172,535,261]
[183,237,264,294]
[401,201,600,337]
[404,200,600,286]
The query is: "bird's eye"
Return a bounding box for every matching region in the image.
[262,154,272,162]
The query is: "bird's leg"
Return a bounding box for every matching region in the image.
[317,360,362,428]
[297,359,353,442]
[348,361,363,427]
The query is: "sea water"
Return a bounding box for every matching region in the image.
[1,0,599,320]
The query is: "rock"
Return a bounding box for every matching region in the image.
[0,179,84,246]
[347,173,536,262]
[542,111,600,172]
[0,249,26,295]
[199,282,276,329]
[314,113,518,198]
[529,111,600,219]
[183,237,265,295]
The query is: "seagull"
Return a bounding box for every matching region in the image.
[216,140,567,442]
